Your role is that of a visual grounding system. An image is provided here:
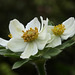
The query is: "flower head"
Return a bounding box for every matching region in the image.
[47,17,75,48]
[0,16,50,59]
[52,24,66,36]
[22,27,38,42]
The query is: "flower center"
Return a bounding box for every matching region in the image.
[8,34,12,38]
[52,24,66,36]
[22,27,38,42]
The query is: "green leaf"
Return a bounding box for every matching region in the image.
[41,35,75,59]
[42,48,62,59]
[0,35,75,62]
[0,46,5,49]
[0,49,20,57]
[43,54,51,59]
[12,59,29,69]
[48,20,55,26]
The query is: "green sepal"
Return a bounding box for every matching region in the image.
[12,59,29,69]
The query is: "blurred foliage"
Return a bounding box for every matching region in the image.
[0,63,18,75]
[0,0,75,75]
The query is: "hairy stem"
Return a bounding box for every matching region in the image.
[34,60,47,75]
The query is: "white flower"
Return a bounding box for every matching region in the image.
[0,38,8,48]
[47,17,75,48]
[0,16,51,59]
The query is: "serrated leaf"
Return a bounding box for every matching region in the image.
[12,59,29,69]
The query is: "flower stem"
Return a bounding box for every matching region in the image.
[34,60,47,75]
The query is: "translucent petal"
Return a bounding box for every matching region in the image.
[62,17,74,29]
[20,42,38,59]
[35,33,51,50]
[9,19,25,38]
[46,35,61,48]
[61,20,75,40]
[0,38,8,47]
[7,38,26,52]
[26,17,40,31]
[38,18,49,40]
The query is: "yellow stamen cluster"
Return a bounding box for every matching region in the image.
[8,34,12,38]
[22,27,38,42]
[52,24,66,36]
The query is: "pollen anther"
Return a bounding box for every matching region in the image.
[8,34,12,38]
[52,24,66,36]
[22,27,38,42]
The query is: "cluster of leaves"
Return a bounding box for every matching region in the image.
[0,34,75,69]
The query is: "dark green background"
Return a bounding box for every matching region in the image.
[0,0,75,75]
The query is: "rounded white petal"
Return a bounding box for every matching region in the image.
[7,38,26,52]
[62,17,74,34]
[26,17,40,31]
[0,38,8,47]
[62,17,74,29]
[20,42,38,59]
[61,20,75,40]
[46,35,61,48]
[9,19,25,38]
[35,33,51,50]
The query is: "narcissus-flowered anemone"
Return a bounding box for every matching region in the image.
[47,17,75,48]
[0,17,51,59]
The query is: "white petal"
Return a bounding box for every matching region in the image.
[62,17,74,29]
[46,35,61,48]
[9,19,25,38]
[7,38,26,52]
[43,18,48,26]
[61,20,75,40]
[47,34,55,43]
[62,17,74,34]
[26,17,40,31]
[0,38,8,47]
[35,33,51,50]
[20,42,38,59]
[40,16,49,31]
[47,26,54,35]
[38,19,49,40]
[40,16,44,31]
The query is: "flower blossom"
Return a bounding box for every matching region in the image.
[47,17,75,48]
[0,17,51,59]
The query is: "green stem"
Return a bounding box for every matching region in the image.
[34,60,47,75]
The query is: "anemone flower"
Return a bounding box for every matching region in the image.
[0,17,51,59]
[47,17,75,48]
